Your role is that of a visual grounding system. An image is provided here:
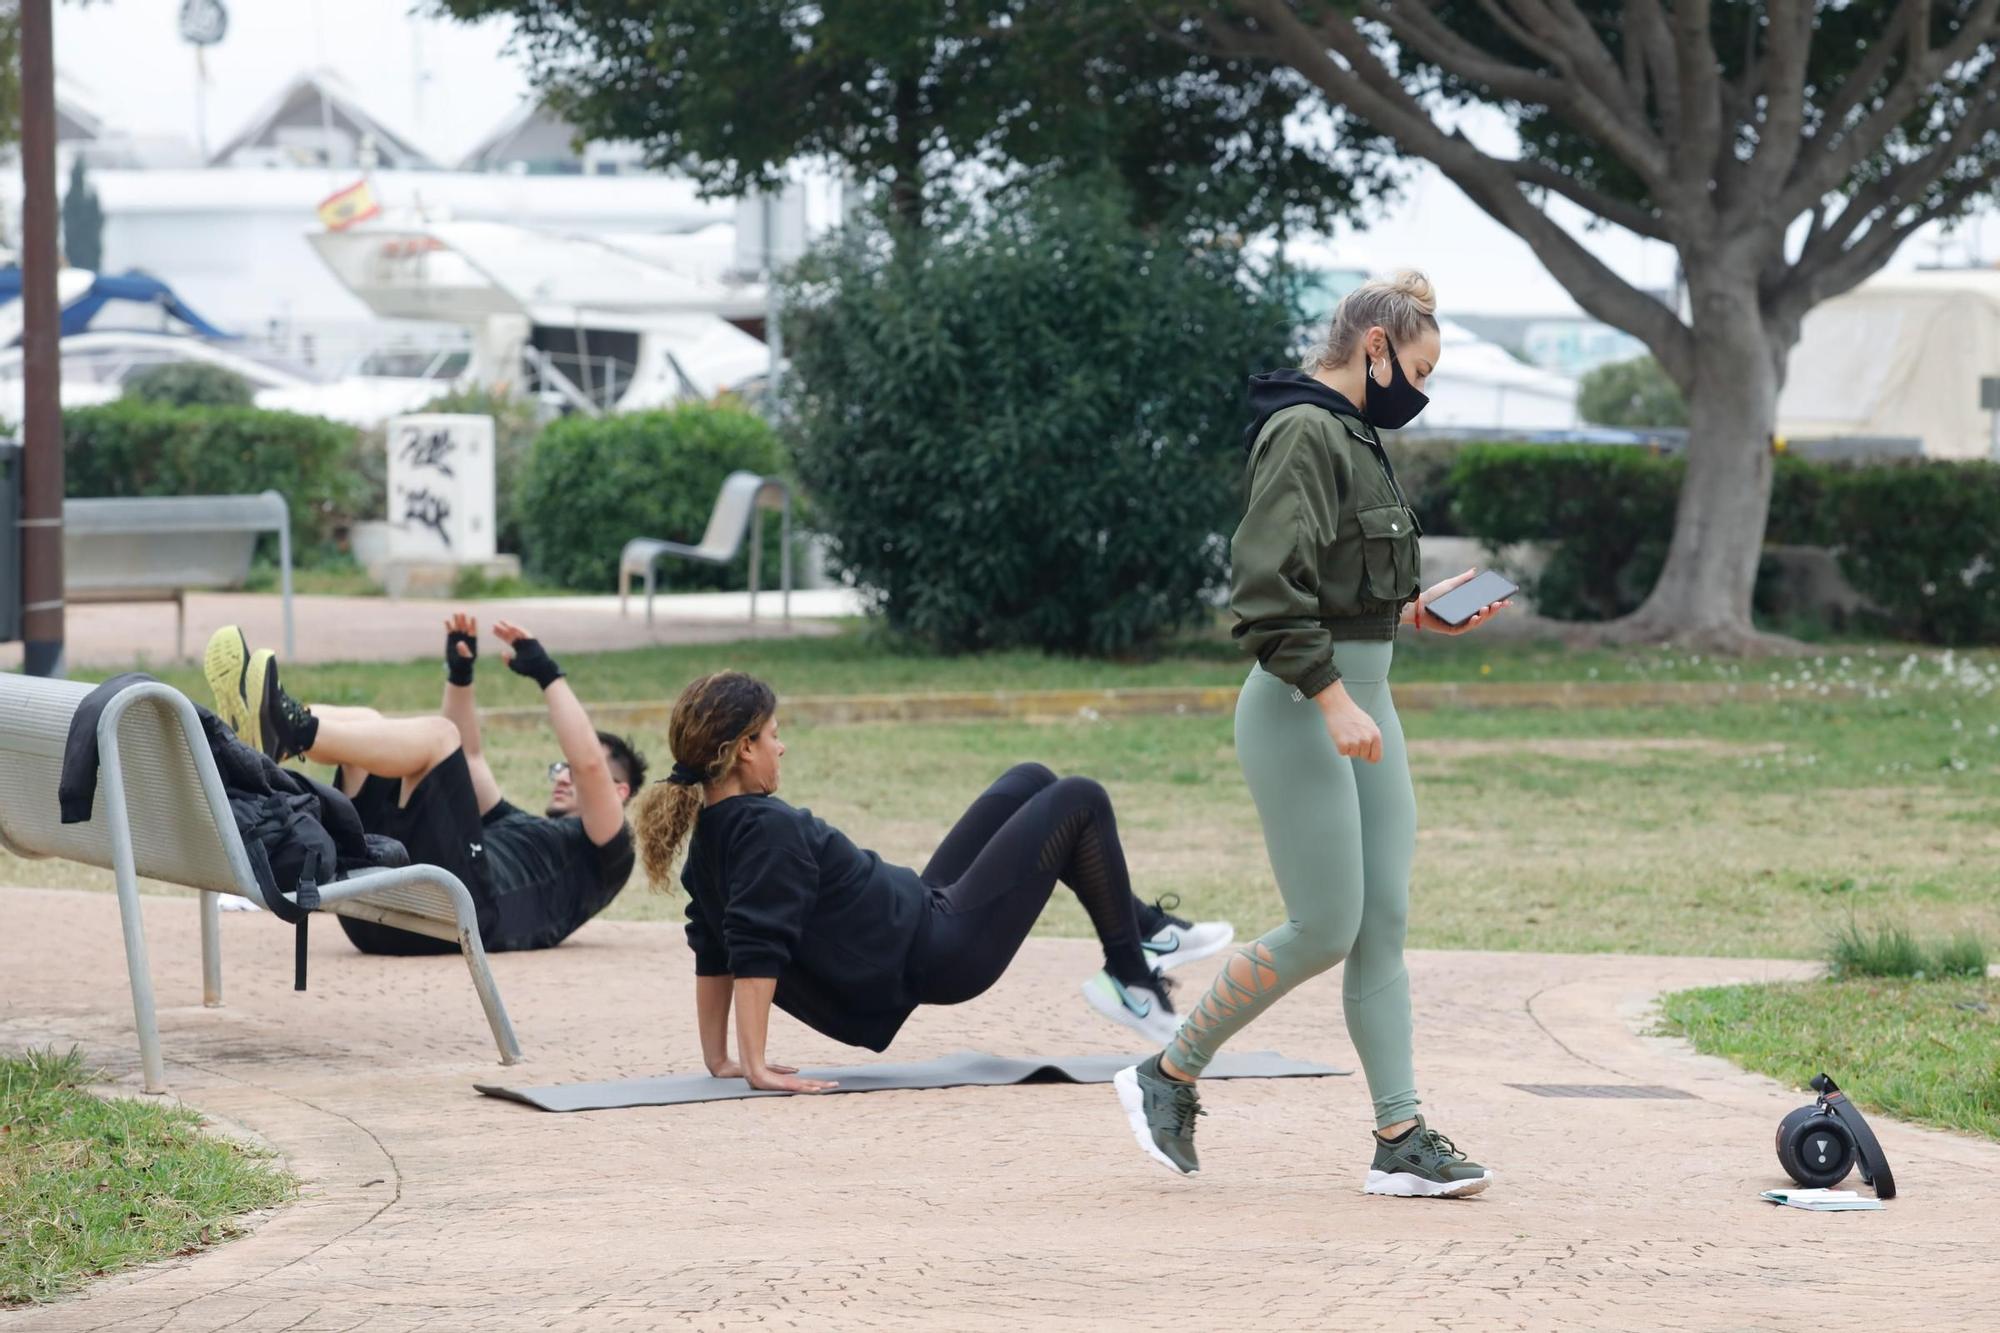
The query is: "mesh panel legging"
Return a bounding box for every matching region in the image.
[1167,643,1419,1129]
[904,763,1155,1004]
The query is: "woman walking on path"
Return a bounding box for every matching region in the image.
[1114,270,1510,1195]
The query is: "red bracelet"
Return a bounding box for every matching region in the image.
[1413,598,1424,632]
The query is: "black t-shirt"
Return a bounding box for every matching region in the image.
[480,801,636,951]
[681,793,928,1051]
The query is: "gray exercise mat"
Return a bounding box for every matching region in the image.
[477,1049,1347,1112]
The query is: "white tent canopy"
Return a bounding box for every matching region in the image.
[1416,319,1581,432]
[1778,268,2000,459]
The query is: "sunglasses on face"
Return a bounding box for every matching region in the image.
[547,761,570,783]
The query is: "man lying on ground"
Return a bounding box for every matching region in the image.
[203,613,643,954]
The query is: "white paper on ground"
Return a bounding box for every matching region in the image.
[1760,1188,1885,1211]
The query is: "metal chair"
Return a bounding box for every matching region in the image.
[617,471,792,626]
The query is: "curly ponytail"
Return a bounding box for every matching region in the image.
[631,671,779,889]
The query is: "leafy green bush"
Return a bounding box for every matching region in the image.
[1576,354,1687,428]
[781,180,1294,654]
[1824,460,2000,645]
[514,403,787,591]
[1448,444,1684,619]
[62,401,365,551]
[120,362,254,408]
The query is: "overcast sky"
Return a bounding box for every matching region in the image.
[54,0,1989,316]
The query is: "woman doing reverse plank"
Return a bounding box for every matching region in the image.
[630,672,1234,1091]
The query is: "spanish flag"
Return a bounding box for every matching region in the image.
[317,178,380,231]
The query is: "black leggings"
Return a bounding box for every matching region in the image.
[904,763,1154,1004]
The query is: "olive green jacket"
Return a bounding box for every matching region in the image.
[1229,403,1424,696]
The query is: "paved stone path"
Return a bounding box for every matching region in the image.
[3,886,1996,1331]
[0,590,859,671]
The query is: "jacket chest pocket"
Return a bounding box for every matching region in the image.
[1356,504,1422,604]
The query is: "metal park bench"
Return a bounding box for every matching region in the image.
[0,674,521,1093]
[64,492,296,660]
[617,471,793,626]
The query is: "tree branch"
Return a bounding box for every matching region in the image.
[1504,157,1671,240]
[1222,0,1694,381]
[1778,169,1996,325]
[1796,50,2000,265]
[1373,0,1675,199]
[1624,0,1682,146]
[1745,0,1817,193]
[1669,0,1726,203]
[1780,0,2000,217]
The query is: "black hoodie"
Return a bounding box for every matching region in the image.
[1242,368,1405,498]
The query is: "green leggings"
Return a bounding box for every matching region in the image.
[1167,642,1418,1128]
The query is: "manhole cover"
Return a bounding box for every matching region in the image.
[1506,1083,1697,1100]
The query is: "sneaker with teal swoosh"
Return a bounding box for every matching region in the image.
[1365,1117,1492,1198]
[1081,968,1180,1045]
[1136,893,1235,972]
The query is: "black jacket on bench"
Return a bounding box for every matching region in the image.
[60,673,398,917]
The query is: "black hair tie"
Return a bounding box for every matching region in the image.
[666,761,708,787]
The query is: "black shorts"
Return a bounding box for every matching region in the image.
[334,749,495,956]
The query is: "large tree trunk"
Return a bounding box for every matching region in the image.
[1612,275,1788,650]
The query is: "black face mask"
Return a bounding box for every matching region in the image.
[1363,335,1430,430]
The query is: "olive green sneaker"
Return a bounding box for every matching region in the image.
[1113,1055,1204,1176]
[1365,1117,1492,1197]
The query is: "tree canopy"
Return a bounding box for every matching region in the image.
[434,0,1395,234]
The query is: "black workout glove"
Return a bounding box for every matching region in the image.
[505,637,565,690]
[446,629,477,687]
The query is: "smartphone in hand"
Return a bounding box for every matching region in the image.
[1424,570,1519,626]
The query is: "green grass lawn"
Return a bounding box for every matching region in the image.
[18,636,1994,962]
[1659,978,2000,1142]
[0,1048,294,1306]
[72,617,2000,714]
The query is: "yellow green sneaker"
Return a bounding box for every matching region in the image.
[202,626,313,760]
[203,626,269,752]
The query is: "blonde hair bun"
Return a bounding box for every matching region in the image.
[1307,267,1441,372]
[1385,268,1437,315]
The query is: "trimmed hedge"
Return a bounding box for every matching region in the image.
[1823,461,2000,645]
[1448,444,2000,642]
[1448,444,1689,620]
[513,403,787,591]
[62,400,365,550]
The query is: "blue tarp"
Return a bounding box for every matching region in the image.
[0,267,236,339]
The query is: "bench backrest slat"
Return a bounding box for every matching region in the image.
[0,675,255,896]
[63,493,290,535]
